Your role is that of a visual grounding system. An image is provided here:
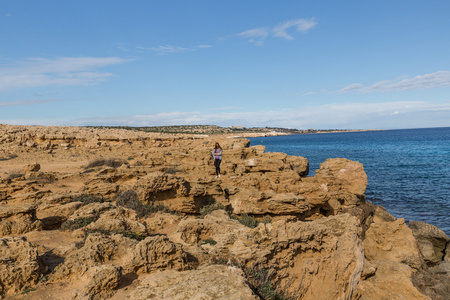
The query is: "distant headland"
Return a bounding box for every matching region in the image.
[87,124,380,137]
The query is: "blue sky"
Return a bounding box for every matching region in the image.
[1,0,449,129]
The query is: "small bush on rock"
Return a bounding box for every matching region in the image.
[72,194,104,205]
[85,158,125,169]
[231,214,272,229]
[209,257,296,300]
[116,190,174,217]
[201,239,217,246]
[61,215,99,231]
[199,202,225,217]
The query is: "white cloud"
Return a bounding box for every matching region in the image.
[338,71,450,94]
[237,27,269,46]
[0,57,131,91]
[0,99,59,107]
[273,18,317,40]
[13,100,448,130]
[238,18,317,45]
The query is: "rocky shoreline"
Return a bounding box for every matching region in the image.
[0,124,448,299]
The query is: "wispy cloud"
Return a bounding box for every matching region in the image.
[337,71,450,94]
[0,99,59,107]
[272,18,317,40]
[0,57,131,91]
[137,44,214,55]
[238,18,317,45]
[237,28,269,46]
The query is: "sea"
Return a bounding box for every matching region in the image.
[248,127,450,236]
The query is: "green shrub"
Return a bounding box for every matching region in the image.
[72,194,104,205]
[209,258,296,300]
[201,238,217,246]
[61,216,99,231]
[85,228,146,241]
[199,202,225,217]
[85,158,125,169]
[116,190,174,217]
[231,214,272,229]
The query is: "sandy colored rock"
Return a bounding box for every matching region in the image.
[0,124,447,300]
[85,207,146,234]
[364,218,423,269]
[71,264,123,300]
[125,265,258,300]
[52,233,136,281]
[124,235,188,274]
[0,236,43,297]
[37,201,83,229]
[0,203,43,236]
[409,221,449,264]
[354,260,430,300]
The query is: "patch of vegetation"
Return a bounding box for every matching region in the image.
[72,194,104,205]
[199,202,225,217]
[76,228,147,248]
[201,238,217,246]
[210,257,298,300]
[85,158,125,169]
[86,228,146,241]
[116,190,174,217]
[60,215,99,231]
[21,287,37,295]
[163,165,180,174]
[243,265,298,300]
[231,214,272,229]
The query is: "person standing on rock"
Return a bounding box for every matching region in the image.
[212,142,222,178]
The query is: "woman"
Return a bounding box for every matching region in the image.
[212,142,222,178]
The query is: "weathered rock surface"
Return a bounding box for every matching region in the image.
[409,220,449,264]
[125,265,258,300]
[0,203,43,236]
[0,124,447,300]
[0,236,43,296]
[72,264,123,300]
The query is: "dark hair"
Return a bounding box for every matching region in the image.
[214,142,221,149]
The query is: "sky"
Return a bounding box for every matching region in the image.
[1,0,450,130]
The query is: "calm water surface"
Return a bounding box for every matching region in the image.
[249,127,450,235]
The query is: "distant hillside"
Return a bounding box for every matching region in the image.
[86,125,358,135]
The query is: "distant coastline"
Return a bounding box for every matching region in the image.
[86,125,382,137]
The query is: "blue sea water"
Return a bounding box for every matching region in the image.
[248,127,450,236]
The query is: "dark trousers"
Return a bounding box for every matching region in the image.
[214,159,221,175]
